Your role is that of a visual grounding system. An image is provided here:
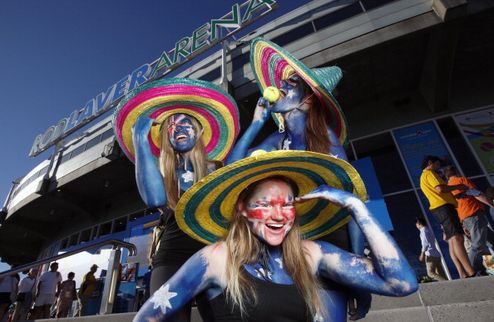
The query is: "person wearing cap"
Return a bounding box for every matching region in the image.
[227,37,369,318]
[134,151,417,322]
[113,78,239,322]
[79,264,99,316]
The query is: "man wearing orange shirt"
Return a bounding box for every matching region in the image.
[419,156,475,278]
[444,165,494,272]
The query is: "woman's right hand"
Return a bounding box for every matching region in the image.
[252,97,271,123]
[132,115,155,139]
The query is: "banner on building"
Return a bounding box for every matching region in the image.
[455,107,494,174]
[393,121,452,187]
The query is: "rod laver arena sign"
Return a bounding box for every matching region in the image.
[30,0,276,157]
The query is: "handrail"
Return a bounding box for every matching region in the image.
[0,239,136,278]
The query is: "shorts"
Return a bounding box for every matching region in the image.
[34,293,56,306]
[430,204,463,240]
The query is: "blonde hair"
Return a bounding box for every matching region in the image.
[159,114,207,210]
[224,178,323,319]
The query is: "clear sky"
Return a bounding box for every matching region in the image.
[0,0,309,208]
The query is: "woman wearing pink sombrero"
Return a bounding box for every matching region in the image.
[113,78,239,322]
[227,38,369,319]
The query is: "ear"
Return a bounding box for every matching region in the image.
[237,201,248,218]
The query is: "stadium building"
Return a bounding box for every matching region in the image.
[1,0,494,311]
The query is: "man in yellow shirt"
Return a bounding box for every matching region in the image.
[420,155,476,278]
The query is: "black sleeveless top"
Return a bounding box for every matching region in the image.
[209,270,311,322]
[152,207,203,267]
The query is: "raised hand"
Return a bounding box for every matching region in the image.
[252,97,272,123]
[296,185,356,208]
[132,115,167,208]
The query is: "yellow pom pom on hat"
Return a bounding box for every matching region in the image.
[175,150,367,244]
[250,37,348,144]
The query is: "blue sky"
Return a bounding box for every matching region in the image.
[0,0,307,267]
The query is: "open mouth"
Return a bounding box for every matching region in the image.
[278,89,287,99]
[175,134,188,142]
[266,223,285,231]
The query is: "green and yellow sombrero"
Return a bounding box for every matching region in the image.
[250,37,347,144]
[175,150,367,244]
[113,78,240,163]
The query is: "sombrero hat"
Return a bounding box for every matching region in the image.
[175,150,367,244]
[250,37,347,144]
[113,78,240,162]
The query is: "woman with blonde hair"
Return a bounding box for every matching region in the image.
[113,78,239,322]
[134,151,418,322]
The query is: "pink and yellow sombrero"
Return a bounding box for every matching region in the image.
[250,37,347,144]
[113,78,240,162]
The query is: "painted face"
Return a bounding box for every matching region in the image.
[271,74,308,114]
[241,180,296,246]
[167,114,198,153]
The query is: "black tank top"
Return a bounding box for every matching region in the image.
[152,208,203,267]
[209,270,311,322]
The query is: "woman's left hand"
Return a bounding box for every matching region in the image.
[296,185,356,208]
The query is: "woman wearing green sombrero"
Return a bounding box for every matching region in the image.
[113,77,239,321]
[134,150,417,322]
[227,37,369,318]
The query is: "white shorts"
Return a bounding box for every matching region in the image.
[34,293,56,306]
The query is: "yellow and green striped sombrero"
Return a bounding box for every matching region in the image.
[175,150,367,244]
[250,37,347,144]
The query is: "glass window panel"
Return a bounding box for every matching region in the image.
[313,2,363,31]
[98,221,112,237]
[470,176,490,192]
[68,233,79,247]
[361,0,396,11]
[232,52,249,72]
[100,129,114,142]
[353,133,412,193]
[80,229,91,243]
[383,191,429,278]
[271,22,314,47]
[113,216,127,233]
[69,143,86,159]
[85,135,102,151]
[200,68,221,82]
[436,117,482,177]
[60,151,72,164]
[60,238,68,250]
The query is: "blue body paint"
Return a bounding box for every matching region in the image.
[227,75,369,317]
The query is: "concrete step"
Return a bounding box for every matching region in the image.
[30,276,494,322]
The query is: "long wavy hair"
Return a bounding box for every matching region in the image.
[159,114,207,210]
[302,81,332,154]
[224,177,323,319]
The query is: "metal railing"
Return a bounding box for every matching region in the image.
[0,239,136,315]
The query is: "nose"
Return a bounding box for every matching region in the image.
[271,206,283,221]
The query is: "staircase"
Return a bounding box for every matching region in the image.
[30,276,493,322]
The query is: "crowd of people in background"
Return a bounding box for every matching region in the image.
[0,263,102,322]
[418,155,494,281]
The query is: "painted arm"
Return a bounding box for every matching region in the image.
[132,115,167,208]
[299,185,418,296]
[226,98,271,164]
[134,248,212,322]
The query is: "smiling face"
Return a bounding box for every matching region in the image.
[166,114,198,153]
[270,74,308,114]
[240,179,296,246]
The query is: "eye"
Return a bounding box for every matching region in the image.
[288,75,300,84]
